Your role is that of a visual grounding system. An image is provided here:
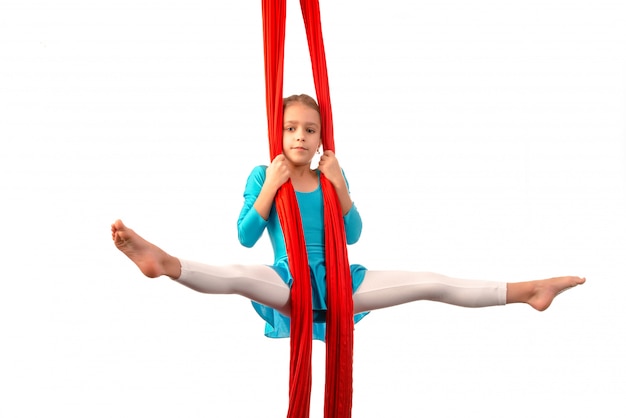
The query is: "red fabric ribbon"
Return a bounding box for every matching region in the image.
[261,1,354,417]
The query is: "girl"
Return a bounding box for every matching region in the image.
[111,94,585,341]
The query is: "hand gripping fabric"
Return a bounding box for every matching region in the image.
[261,1,354,417]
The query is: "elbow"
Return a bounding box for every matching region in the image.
[343,206,363,245]
[238,223,262,248]
[238,230,256,248]
[346,235,361,245]
[345,227,362,245]
[240,240,255,249]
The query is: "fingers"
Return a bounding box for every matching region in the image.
[318,151,343,187]
[267,154,291,187]
[270,154,289,171]
[271,153,286,163]
[318,150,339,168]
[318,150,334,162]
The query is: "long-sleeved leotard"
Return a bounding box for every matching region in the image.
[237,165,368,340]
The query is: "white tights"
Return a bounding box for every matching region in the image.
[177,259,507,317]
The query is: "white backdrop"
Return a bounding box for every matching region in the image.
[2,1,625,417]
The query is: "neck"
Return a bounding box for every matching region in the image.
[288,162,314,178]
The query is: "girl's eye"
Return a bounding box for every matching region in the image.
[307,128,316,134]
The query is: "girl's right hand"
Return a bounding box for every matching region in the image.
[265,154,291,191]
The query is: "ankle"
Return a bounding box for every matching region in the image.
[505,281,535,305]
[164,255,182,279]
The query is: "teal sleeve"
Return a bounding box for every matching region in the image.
[343,203,362,245]
[341,170,362,245]
[237,166,269,248]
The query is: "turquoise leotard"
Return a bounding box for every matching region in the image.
[237,165,368,341]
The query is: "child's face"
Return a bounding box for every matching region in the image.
[282,103,322,167]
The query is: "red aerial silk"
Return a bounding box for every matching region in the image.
[261,1,354,417]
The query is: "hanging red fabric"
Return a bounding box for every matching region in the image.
[299,2,354,417]
[261,1,354,417]
[262,1,313,416]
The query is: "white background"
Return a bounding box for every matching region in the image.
[1,0,625,417]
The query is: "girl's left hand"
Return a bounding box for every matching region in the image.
[318,150,343,187]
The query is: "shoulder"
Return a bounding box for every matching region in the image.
[244,165,268,190]
[249,165,268,178]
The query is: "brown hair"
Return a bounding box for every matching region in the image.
[283,94,320,114]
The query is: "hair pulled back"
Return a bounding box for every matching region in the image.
[283,94,320,114]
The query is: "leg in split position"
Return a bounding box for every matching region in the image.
[353,270,585,314]
[111,219,292,315]
[112,219,585,316]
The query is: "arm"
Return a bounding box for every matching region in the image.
[237,157,292,248]
[343,202,363,245]
[237,166,271,248]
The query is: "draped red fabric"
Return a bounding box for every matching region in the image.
[299,2,354,418]
[262,1,353,417]
[262,1,313,416]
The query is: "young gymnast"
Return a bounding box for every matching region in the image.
[111,93,585,341]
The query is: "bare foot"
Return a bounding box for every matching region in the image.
[526,276,586,311]
[111,219,181,279]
